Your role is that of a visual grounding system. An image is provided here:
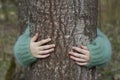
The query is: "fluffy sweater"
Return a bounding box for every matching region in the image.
[13,26,112,68]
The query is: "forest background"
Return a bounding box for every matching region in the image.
[0,0,120,80]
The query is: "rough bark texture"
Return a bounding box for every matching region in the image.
[16,0,98,80]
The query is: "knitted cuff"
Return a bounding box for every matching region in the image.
[14,27,37,67]
[86,38,105,68]
[86,29,112,68]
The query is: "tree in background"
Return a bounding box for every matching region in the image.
[0,0,8,21]
[16,0,98,80]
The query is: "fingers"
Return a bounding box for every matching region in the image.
[69,51,86,59]
[72,46,89,55]
[37,38,51,46]
[31,34,52,46]
[33,48,54,58]
[69,53,89,66]
[75,62,88,66]
[39,48,54,55]
[30,36,55,59]
[36,54,50,58]
[70,55,87,62]
[39,44,55,50]
[31,33,39,42]
[69,46,90,66]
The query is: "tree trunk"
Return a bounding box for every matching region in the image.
[17,0,98,80]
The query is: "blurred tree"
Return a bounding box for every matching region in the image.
[1,0,8,21]
[16,0,98,80]
[0,27,5,61]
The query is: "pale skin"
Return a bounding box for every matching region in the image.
[30,33,90,66]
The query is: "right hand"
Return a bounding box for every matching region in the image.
[30,33,55,58]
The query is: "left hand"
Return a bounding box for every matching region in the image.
[68,45,90,66]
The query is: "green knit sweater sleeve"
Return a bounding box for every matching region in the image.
[14,26,112,68]
[86,29,112,68]
[13,26,37,67]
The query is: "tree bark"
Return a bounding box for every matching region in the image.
[17,0,98,80]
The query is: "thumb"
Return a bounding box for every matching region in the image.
[31,33,39,42]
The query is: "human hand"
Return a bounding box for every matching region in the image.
[68,46,90,66]
[30,33,55,58]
